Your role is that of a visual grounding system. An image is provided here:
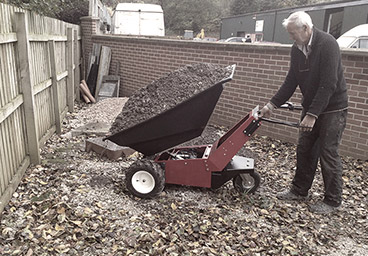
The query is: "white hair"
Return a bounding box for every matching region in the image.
[282,11,314,29]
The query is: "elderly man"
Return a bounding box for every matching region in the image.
[258,11,348,214]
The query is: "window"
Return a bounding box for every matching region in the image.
[358,39,368,49]
[351,38,368,49]
[237,31,245,37]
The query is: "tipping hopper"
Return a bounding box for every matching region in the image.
[106,64,236,156]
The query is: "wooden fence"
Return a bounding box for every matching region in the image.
[0,3,81,213]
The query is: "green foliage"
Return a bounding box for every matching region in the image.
[55,0,89,24]
[162,0,223,36]
[1,0,60,17]
[229,0,320,16]
[0,0,88,24]
[230,0,258,15]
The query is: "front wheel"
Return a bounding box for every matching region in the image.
[233,171,261,194]
[125,160,165,198]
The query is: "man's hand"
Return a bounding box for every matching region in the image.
[299,115,316,132]
[257,102,274,119]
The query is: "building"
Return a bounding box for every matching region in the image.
[220,0,368,43]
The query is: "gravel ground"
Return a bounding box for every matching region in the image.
[0,97,367,256]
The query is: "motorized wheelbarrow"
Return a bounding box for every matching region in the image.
[106,64,299,198]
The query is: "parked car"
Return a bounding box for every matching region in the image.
[224,37,250,43]
[202,37,218,42]
[337,24,368,49]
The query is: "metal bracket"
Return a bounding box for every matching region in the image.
[243,120,260,137]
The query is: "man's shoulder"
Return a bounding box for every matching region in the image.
[314,28,336,42]
[313,27,338,47]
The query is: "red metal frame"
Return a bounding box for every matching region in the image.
[155,107,261,188]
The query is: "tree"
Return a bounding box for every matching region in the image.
[161,0,224,36]
[1,0,61,17]
[229,0,324,16]
[55,0,89,24]
[0,0,89,24]
[229,0,258,16]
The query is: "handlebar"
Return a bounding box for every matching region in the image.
[256,102,303,128]
[259,117,300,128]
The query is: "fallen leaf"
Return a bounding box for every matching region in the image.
[2,227,13,236]
[71,220,82,227]
[55,224,64,231]
[25,248,33,256]
[84,207,94,215]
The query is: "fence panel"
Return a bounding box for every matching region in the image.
[0,2,81,213]
[0,4,28,209]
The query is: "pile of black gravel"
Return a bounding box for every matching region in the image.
[109,63,233,134]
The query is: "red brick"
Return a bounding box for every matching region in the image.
[353,73,368,80]
[355,62,368,68]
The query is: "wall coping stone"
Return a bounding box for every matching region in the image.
[92,34,368,56]
[80,16,100,21]
[92,34,292,52]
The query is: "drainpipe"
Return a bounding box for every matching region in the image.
[272,10,277,42]
[138,9,141,36]
[219,20,222,39]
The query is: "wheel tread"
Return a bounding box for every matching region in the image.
[125,160,165,198]
[233,171,261,194]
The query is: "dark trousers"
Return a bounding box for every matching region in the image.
[291,110,347,207]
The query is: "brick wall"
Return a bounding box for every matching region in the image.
[80,16,99,74]
[81,20,368,160]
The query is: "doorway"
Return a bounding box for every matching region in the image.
[325,8,344,38]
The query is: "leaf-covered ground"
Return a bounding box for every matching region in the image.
[1,98,367,256]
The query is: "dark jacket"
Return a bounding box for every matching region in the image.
[270,28,348,117]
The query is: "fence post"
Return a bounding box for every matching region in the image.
[15,12,40,164]
[74,29,80,102]
[66,27,74,112]
[48,40,62,134]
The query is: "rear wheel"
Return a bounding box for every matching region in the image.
[125,160,165,198]
[233,171,260,194]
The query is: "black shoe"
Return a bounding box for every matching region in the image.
[276,189,308,201]
[309,201,340,214]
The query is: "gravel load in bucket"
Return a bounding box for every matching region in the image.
[109,63,233,134]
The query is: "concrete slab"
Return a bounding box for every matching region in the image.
[85,137,136,160]
[72,122,110,137]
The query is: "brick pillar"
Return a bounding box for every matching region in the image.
[80,16,100,79]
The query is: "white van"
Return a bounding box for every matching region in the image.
[112,3,165,36]
[337,24,368,49]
